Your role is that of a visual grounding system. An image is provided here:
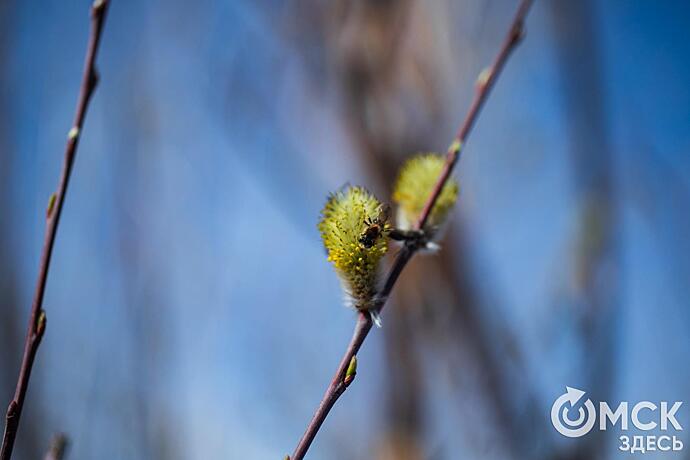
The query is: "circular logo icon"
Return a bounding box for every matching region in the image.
[551,387,596,438]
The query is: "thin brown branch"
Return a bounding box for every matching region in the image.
[43,433,69,460]
[0,2,110,459]
[291,1,533,458]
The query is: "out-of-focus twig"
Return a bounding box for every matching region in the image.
[548,2,618,459]
[0,2,110,459]
[43,433,69,460]
[291,1,533,458]
[0,1,43,457]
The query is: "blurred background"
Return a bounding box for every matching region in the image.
[1,0,689,458]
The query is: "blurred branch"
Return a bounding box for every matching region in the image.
[548,1,619,458]
[0,1,43,458]
[43,433,69,460]
[291,1,533,458]
[0,2,110,459]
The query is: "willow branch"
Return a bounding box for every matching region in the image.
[0,2,110,459]
[43,434,69,460]
[291,1,533,458]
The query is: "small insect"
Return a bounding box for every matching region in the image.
[359,204,391,248]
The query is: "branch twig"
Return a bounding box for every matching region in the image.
[291,1,533,458]
[43,433,69,460]
[0,2,110,459]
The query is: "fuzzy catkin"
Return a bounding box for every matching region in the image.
[393,153,459,230]
[318,186,389,310]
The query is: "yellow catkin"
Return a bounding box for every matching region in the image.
[318,186,390,309]
[392,153,459,230]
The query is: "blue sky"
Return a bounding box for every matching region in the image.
[1,1,689,458]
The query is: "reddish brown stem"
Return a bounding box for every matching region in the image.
[291,313,373,459]
[0,2,110,459]
[291,1,533,458]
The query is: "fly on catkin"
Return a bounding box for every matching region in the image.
[393,153,459,233]
[318,186,390,311]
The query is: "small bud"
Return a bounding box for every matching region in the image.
[511,21,525,45]
[7,401,18,418]
[92,0,106,12]
[318,186,389,310]
[283,456,291,460]
[448,139,462,156]
[36,310,47,336]
[46,193,57,218]
[68,127,80,140]
[476,66,493,89]
[392,154,459,232]
[344,356,357,386]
